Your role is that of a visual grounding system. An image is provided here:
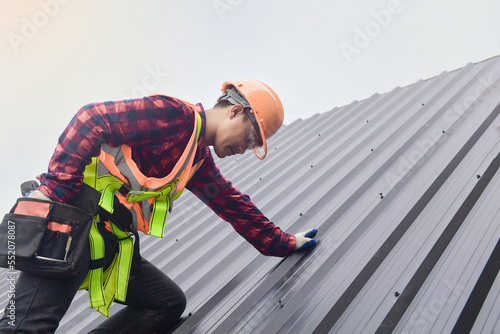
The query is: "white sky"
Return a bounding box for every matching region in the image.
[0,0,499,215]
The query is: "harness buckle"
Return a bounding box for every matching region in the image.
[126,190,143,202]
[127,190,160,203]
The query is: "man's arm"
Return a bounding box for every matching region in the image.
[187,150,297,257]
[38,96,193,203]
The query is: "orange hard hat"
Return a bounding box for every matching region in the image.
[220,79,284,160]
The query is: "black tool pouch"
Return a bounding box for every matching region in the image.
[0,197,93,278]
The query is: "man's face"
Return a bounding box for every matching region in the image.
[213,107,258,158]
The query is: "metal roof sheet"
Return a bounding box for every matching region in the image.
[1,55,500,333]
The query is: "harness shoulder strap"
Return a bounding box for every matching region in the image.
[147,111,204,237]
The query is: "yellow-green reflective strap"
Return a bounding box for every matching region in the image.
[83,157,98,188]
[96,255,118,317]
[148,192,169,238]
[85,222,135,317]
[110,223,134,302]
[83,158,123,215]
[97,175,124,214]
[88,218,105,309]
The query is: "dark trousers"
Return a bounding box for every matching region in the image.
[0,250,186,333]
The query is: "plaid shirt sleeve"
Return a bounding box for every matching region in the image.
[187,150,297,257]
[38,95,193,203]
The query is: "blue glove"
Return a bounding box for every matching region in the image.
[294,228,318,251]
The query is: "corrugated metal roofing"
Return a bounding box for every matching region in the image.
[1,55,500,333]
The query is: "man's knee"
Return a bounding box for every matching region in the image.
[169,288,186,319]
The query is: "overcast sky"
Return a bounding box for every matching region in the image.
[0,0,499,215]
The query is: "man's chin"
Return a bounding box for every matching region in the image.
[213,147,227,159]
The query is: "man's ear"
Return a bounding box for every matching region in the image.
[229,104,245,119]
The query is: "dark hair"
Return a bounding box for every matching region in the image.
[213,98,251,123]
[213,98,234,109]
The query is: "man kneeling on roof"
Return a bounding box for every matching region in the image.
[0,79,317,333]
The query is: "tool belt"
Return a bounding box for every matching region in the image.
[0,197,93,278]
[0,181,139,315]
[0,181,105,278]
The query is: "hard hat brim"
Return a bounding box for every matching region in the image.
[253,145,266,160]
[252,116,267,160]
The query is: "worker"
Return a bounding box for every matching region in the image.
[0,79,317,333]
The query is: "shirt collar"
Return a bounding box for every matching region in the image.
[195,103,206,147]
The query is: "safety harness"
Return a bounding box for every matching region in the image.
[79,101,204,316]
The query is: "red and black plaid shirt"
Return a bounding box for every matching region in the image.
[38,95,295,257]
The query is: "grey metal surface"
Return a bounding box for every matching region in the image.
[1,55,500,333]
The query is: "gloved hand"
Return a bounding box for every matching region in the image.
[294,228,318,250]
